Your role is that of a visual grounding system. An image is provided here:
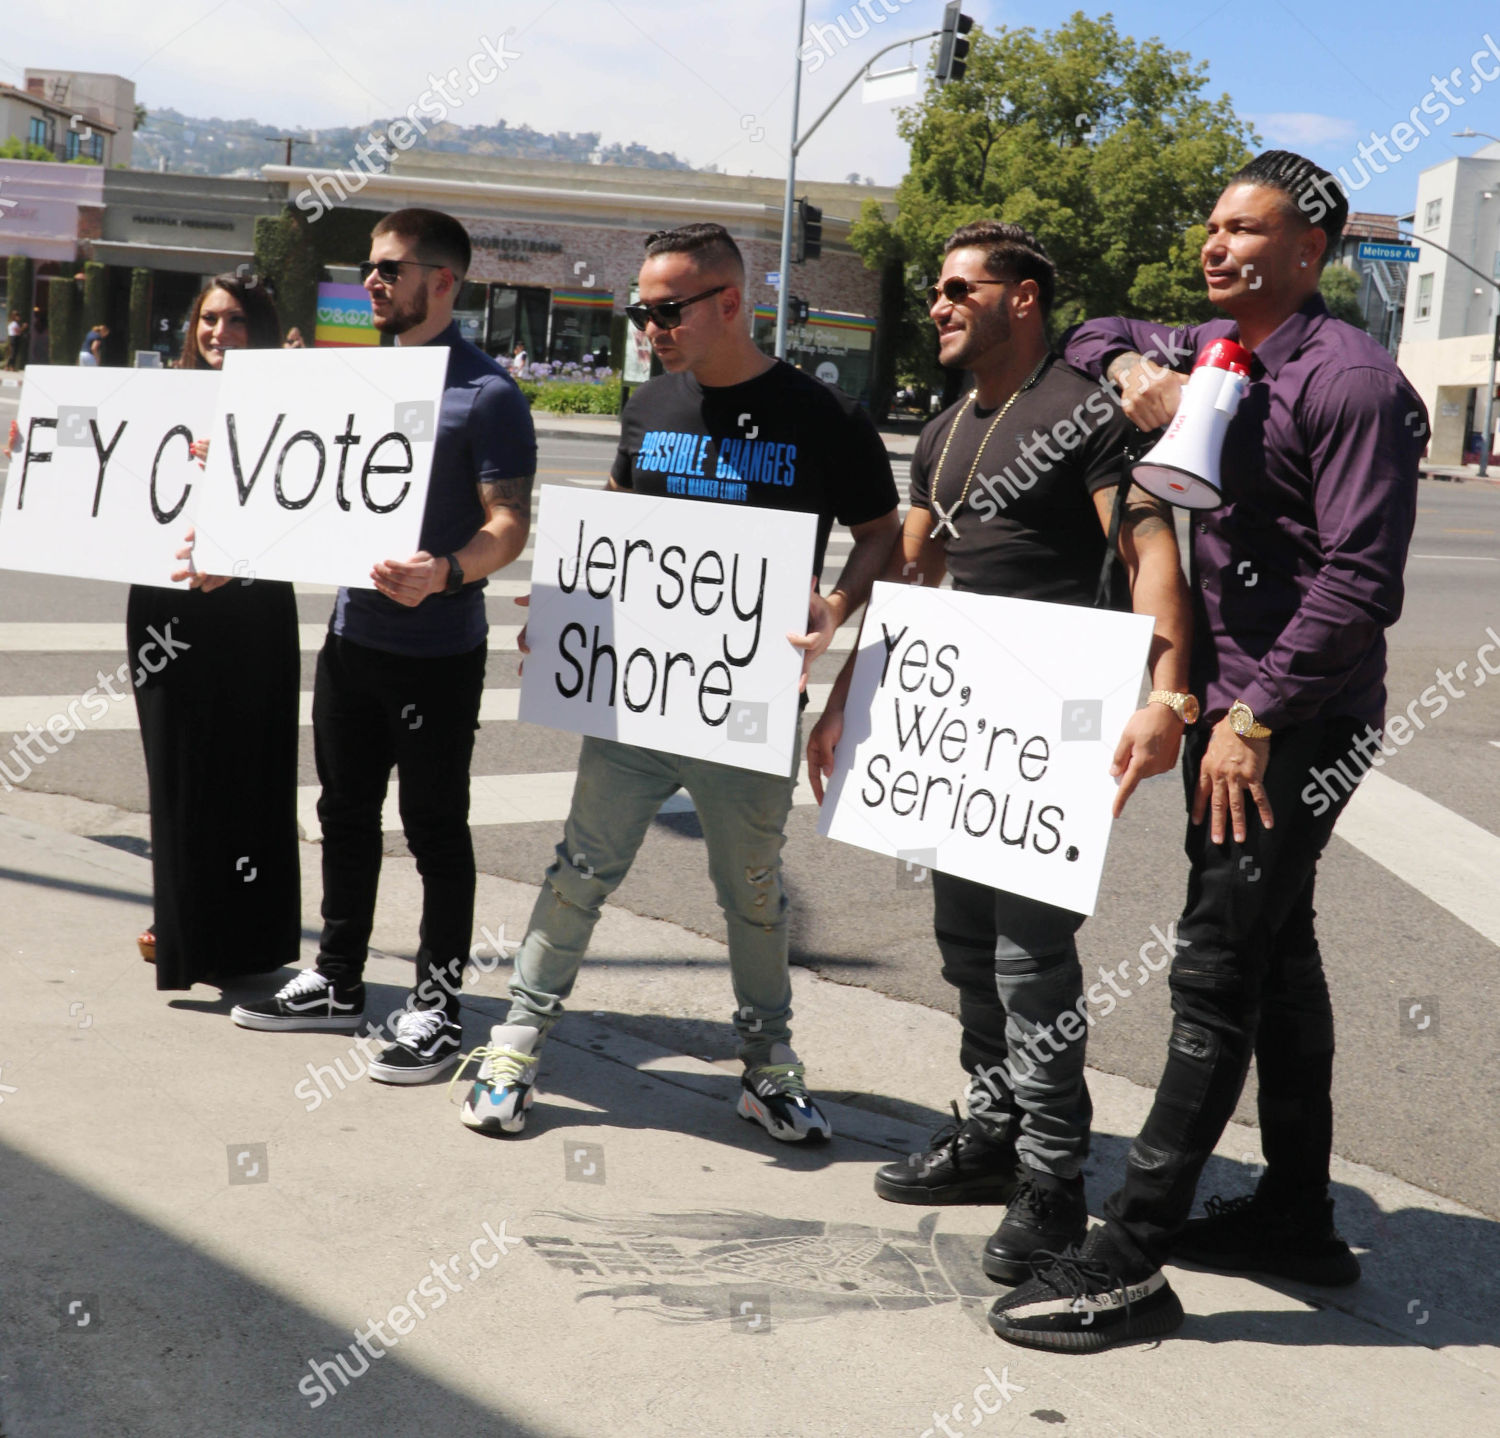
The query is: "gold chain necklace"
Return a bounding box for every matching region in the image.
[927,354,1050,540]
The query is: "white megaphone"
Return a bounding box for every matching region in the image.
[1130,338,1252,509]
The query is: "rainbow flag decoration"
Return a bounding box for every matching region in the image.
[552,289,615,311]
[753,305,876,336]
[314,283,379,347]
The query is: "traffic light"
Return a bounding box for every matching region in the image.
[789,295,810,325]
[798,199,822,261]
[935,2,973,84]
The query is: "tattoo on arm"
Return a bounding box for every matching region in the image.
[479,472,535,517]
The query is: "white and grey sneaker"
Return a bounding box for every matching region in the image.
[368,1009,463,1085]
[454,1023,543,1135]
[231,969,365,1032]
[738,1043,832,1143]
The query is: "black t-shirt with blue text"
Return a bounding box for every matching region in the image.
[610,360,898,576]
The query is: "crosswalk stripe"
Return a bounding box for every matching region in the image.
[296,767,823,842]
[0,622,859,655]
[0,684,833,734]
[1334,770,1500,946]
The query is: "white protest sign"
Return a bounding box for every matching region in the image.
[190,346,448,588]
[0,366,219,588]
[818,583,1154,915]
[518,485,817,777]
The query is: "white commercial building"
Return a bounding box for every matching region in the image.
[1396,141,1500,465]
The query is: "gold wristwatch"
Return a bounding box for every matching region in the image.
[1226,699,1272,738]
[1148,690,1200,724]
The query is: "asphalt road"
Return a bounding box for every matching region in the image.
[2,390,1497,1220]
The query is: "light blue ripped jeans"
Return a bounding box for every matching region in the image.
[506,730,799,1067]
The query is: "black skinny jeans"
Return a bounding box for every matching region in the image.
[1104,715,1366,1270]
[312,633,486,1019]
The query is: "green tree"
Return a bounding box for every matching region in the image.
[1318,263,1368,328]
[47,276,80,365]
[0,136,55,162]
[80,262,108,337]
[850,10,1258,388]
[129,268,153,356]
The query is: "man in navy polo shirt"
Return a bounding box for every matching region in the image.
[234,208,536,1083]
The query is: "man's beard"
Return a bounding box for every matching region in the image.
[945,302,1011,370]
[375,287,429,336]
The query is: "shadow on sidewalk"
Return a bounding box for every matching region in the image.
[0,1140,549,1438]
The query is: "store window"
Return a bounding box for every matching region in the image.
[1415,273,1433,320]
[547,289,615,370]
[486,285,550,369]
[751,304,876,405]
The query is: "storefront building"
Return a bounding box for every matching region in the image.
[264,152,894,402]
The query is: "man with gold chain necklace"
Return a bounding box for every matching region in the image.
[809,221,1193,1280]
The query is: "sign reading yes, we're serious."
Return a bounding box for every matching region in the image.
[518,486,816,777]
[0,367,220,588]
[819,583,1153,915]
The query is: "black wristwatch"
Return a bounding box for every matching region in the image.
[443,553,464,594]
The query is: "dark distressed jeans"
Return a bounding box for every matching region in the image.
[1104,715,1366,1270]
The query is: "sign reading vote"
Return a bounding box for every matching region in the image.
[518,486,816,777]
[818,583,1153,915]
[0,366,220,588]
[191,347,449,589]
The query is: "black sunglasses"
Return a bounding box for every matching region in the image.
[924,277,1013,307]
[624,285,728,331]
[359,259,448,284]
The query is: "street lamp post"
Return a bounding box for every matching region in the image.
[1455,128,1500,475]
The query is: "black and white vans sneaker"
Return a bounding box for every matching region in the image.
[737,1043,832,1143]
[231,969,365,1032]
[368,1009,462,1085]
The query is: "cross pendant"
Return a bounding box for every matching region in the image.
[928,497,960,540]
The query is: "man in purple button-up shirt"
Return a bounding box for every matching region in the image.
[990,151,1428,1354]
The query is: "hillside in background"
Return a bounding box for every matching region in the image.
[131,107,695,177]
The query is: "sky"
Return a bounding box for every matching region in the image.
[3,0,1499,223]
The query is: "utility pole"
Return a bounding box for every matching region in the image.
[773,11,951,358]
[275,136,310,167]
[773,0,808,362]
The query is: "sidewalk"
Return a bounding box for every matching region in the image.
[1,804,1496,1437]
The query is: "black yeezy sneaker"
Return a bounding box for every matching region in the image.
[989,1225,1185,1353]
[983,1168,1089,1284]
[1172,1189,1361,1287]
[874,1101,1021,1206]
[231,969,364,1032]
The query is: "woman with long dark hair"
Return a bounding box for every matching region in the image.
[130,273,302,990]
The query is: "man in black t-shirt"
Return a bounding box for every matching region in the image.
[457,223,901,1145]
[810,221,1193,1279]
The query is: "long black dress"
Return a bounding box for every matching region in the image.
[127,578,301,990]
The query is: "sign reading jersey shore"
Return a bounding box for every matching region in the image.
[191,347,448,589]
[519,486,816,777]
[819,583,1154,915]
[0,366,220,587]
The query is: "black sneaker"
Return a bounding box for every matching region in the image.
[231,969,364,1032]
[368,1009,463,1085]
[874,1102,1021,1206]
[1173,1190,1361,1287]
[988,1226,1185,1353]
[983,1169,1088,1284]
